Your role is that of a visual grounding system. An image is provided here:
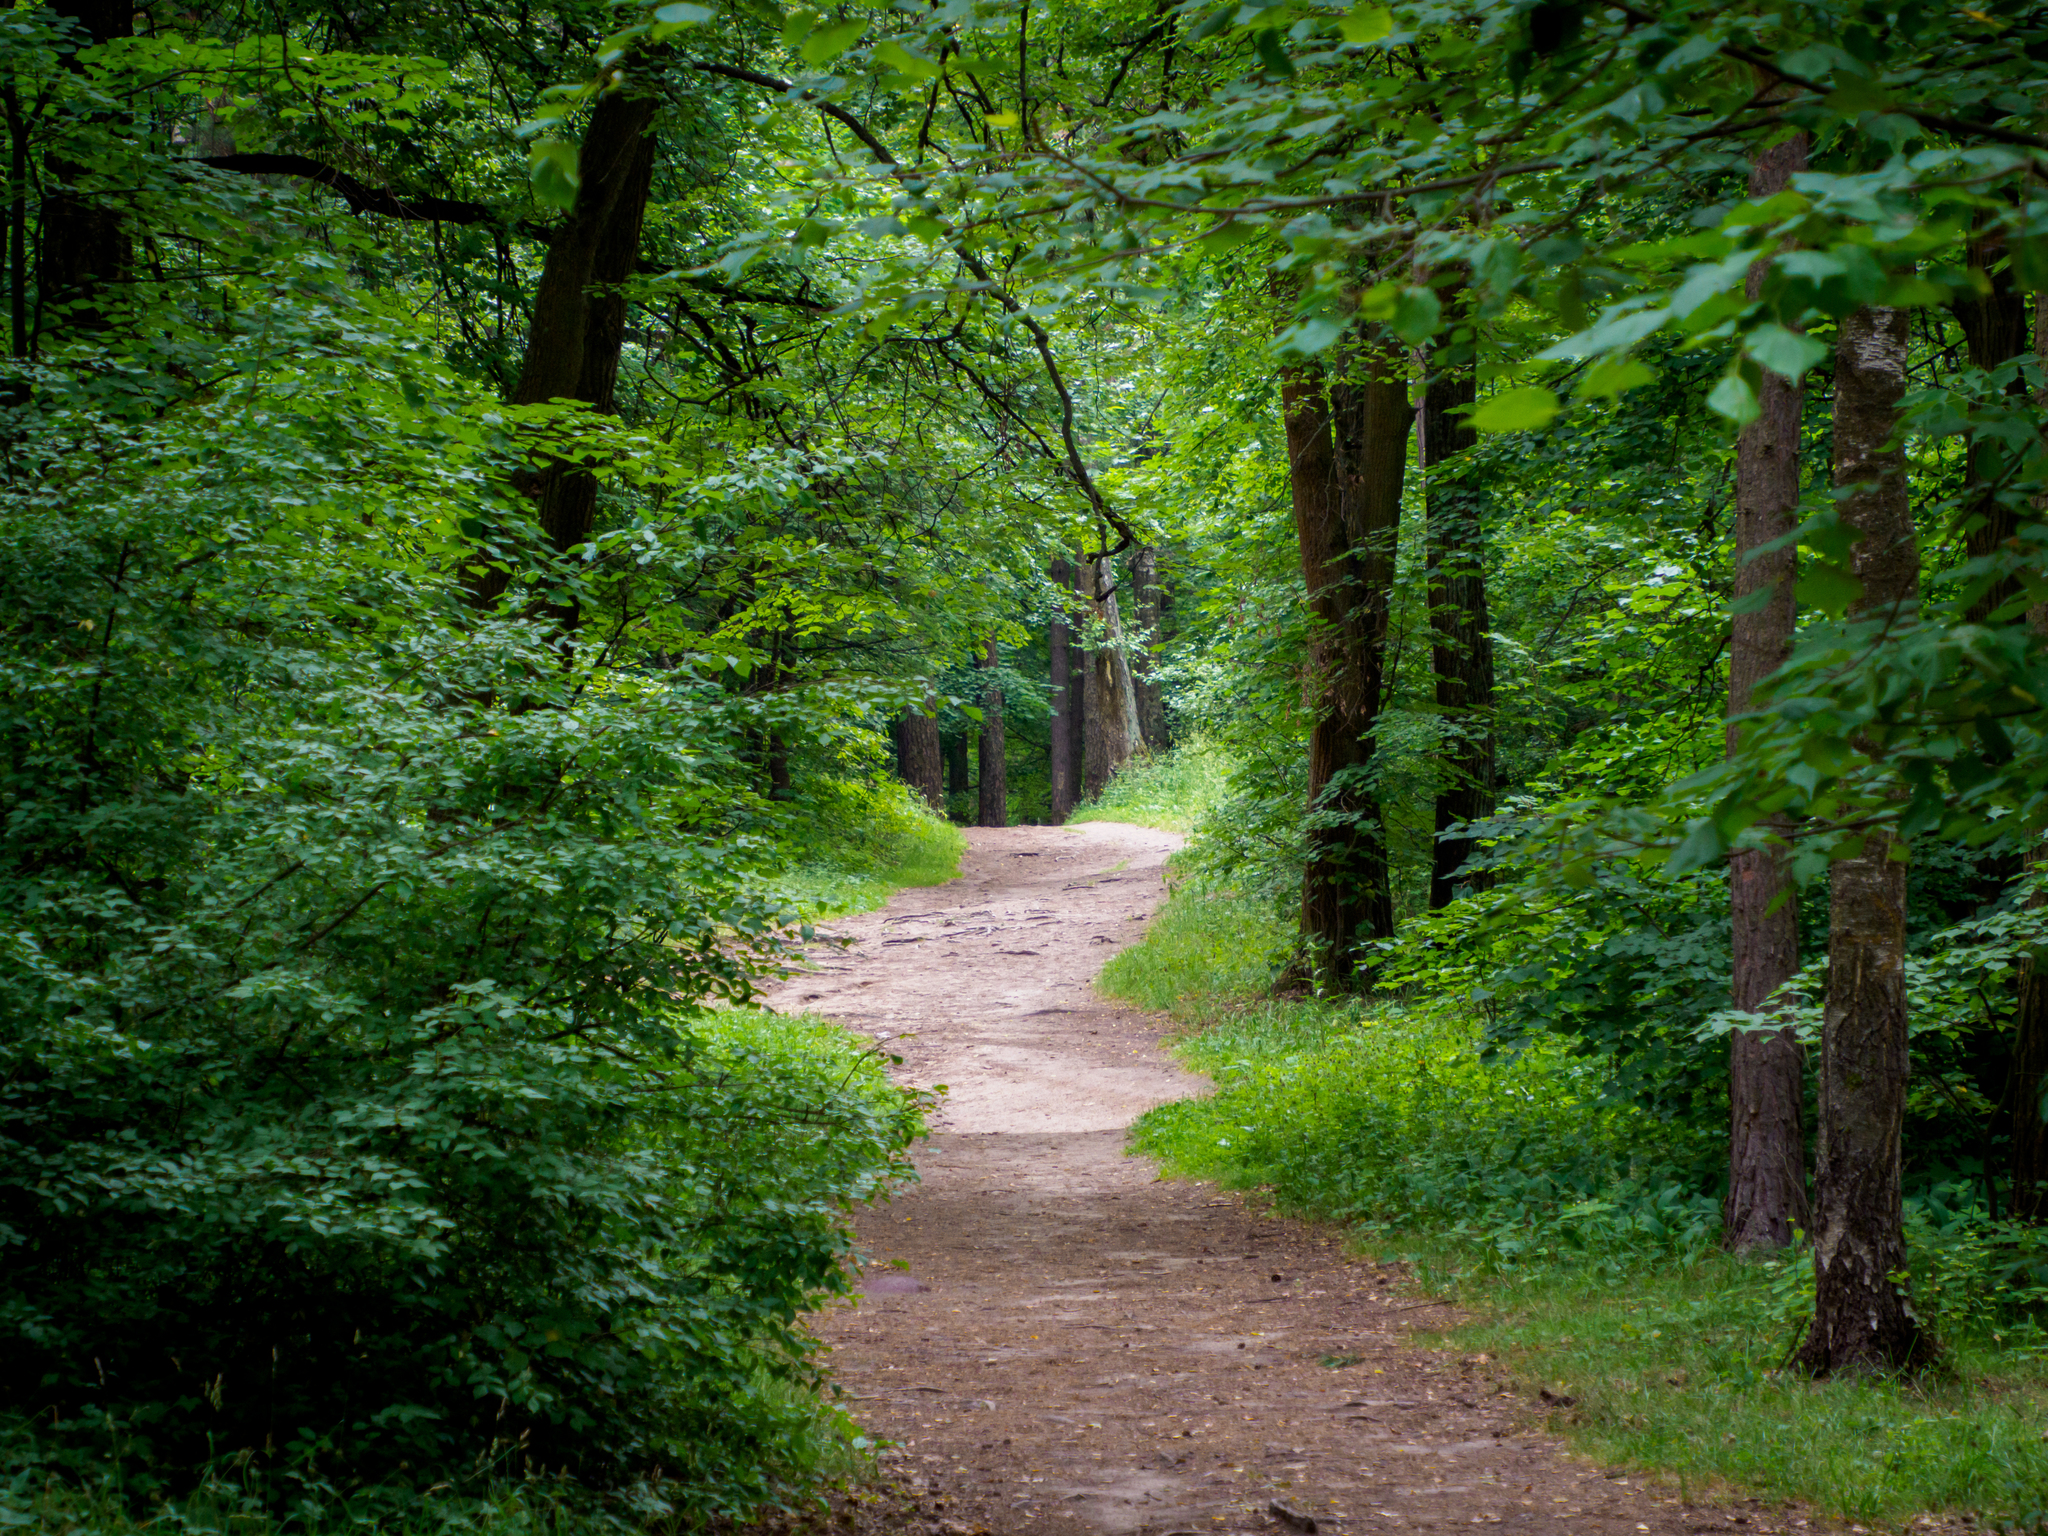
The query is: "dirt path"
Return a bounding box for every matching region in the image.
[761,824,1783,1536]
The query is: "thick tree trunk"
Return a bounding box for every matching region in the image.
[897,705,944,813]
[1423,323,1495,909]
[1049,558,1077,822]
[1133,545,1170,752]
[978,639,1007,827]
[1798,305,1927,1376]
[37,0,135,341]
[1725,131,1809,1254]
[1280,341,1404,984]
[1081,558,1139,801]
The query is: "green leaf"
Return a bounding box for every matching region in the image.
[528,139,580,211]
[1391,286,1441,343]
[653,0,712,21]
[1469,385,1560,433]
[1198,218,1263,255]
[1664,817,1728,876]
[798,17,867,65]
[984,110,1019,128]
[1273,316,1346,358]
[1706,371,1759,426]
[1743,323,1828,380]
[872,39,941,79]
[1339,2,1393,43]
[1253,29,1296,77]
[1573,357,1656,398]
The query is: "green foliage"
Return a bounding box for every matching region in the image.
[1069,739,1234,834]
[769,777,965,916]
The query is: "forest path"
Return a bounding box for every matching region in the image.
[760,824,1768,1536]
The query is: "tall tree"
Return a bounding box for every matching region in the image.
[1798,305,1926,1376]
[897,705,944,813]
[2008,293,2048,1219]
[978,639,1007,827]
[1048,557,1077,821]
[1081,556,1140,801]
[1280,335,1404,983]
[1133,545,1170,751]
[1724,131,1810,1253]
[1422,311,1495,909]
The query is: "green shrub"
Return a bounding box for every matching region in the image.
[1070,739,1233,833]
[770,776,966,916]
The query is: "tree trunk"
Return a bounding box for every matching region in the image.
[2010,294,2048,1220]
[37,0,135,341]
[978,638,1007,827]
[1422,317,1495,909]
[897,705,944,813]
[1280,339,1405,984]
[1070,557,1091,803]
[1133,545,1169,751]
[945,730,969,795]
[1049,558,1077,822]
[470,82,659,607]
[1955,222,2033,623]
[1725,131,1809,1254]
[1081,557,1139,801]
[1797,305,1927,1376]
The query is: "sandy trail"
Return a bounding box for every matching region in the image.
[761,823,1779,1536]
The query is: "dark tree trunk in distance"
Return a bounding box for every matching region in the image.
[1070,557,1090,803]
[897,706,944,813]
[2010,296,2048,1218]
[1133,545,1169,752]
[1423,322,1495,909]
[1725,131,1809,1254]
[1049,558,1077,821]
[1798,305,1927,1376]
[38,0,136,340]
[945,731,969,795]
[978,639,1007,827]
[1955,224,2033,622]
[1281,339,1403,986]
[1081,558,1139,802]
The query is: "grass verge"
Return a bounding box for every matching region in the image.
[1102,882,2048,1528]
[1068,739,1232,834]
[771,778,966,917]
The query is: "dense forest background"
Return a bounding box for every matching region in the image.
[4,0,2048,1528]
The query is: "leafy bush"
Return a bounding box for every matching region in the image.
[1070,738,1234,834]
[0,283,920,1521]
[770,776,966,916]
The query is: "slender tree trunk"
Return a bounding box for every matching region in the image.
[38,0,134,340]
[1280,340,1404,985]
[2010,294,2048,1220]
[1070,556,1091,802]
[1048,557,1076,822]
[897,704,944,813]
[978,638,1007,827]
[945,730,969,795]
[1082,557,1139,801]
[6,83,27,359]
[1955,222,2033,623]
[1725,131,1809,1254]
[1423,314,1495,909]
[1133,545,1169,751]
[1798,305,1927,1376]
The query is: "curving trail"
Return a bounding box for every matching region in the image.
[761,824,1791,1536]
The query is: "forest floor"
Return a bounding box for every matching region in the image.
[750,824,1831,1536]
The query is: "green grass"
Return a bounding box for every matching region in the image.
[1068,738,1233,833]
[1102,881,2048,1527]
[770,778,966,917]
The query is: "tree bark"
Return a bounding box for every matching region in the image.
[1422,317,1495,909]
[37,0,135,341]
[897,705,944,813]
[1133,545,1170,751]
[1049,558,1077,822]
[1280,341,1404,984]
[1955,223,2033,623]
[2009,294,2048,1220]
[945,729,969,795]
[1081,558,1140,801]
[978,639,1007,827]
[1725,131,1809,1254]
[1070,556,1091,803]
[1797,305,1927,1376]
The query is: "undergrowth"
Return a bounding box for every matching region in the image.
[1105,879,2048,1527]
[769,777,966,916]
[1068,739,1232,834]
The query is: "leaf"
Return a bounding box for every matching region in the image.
[1339,3,1392,44]
[528,139,580,211]
[1743,323,1828,380]
[652,2,713,24]
[1469,385,1560,433]
[799,17,867,65]
[1253,29,1296,77]
[1391,286,1441,343]
[1573,357,1656,399]
[1706,371,1759,426]
[984,110,1020,128]
[872,39,941,79]
[1198,218,1263,255]
[1273,315,1346,358]
[1664,817,1728,877]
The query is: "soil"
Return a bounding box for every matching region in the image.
[751,823,1813,1536]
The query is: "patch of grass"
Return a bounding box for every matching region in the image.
[1102,882,2048,1527]
[771,778,965,918]
[1069,739,1232,833]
